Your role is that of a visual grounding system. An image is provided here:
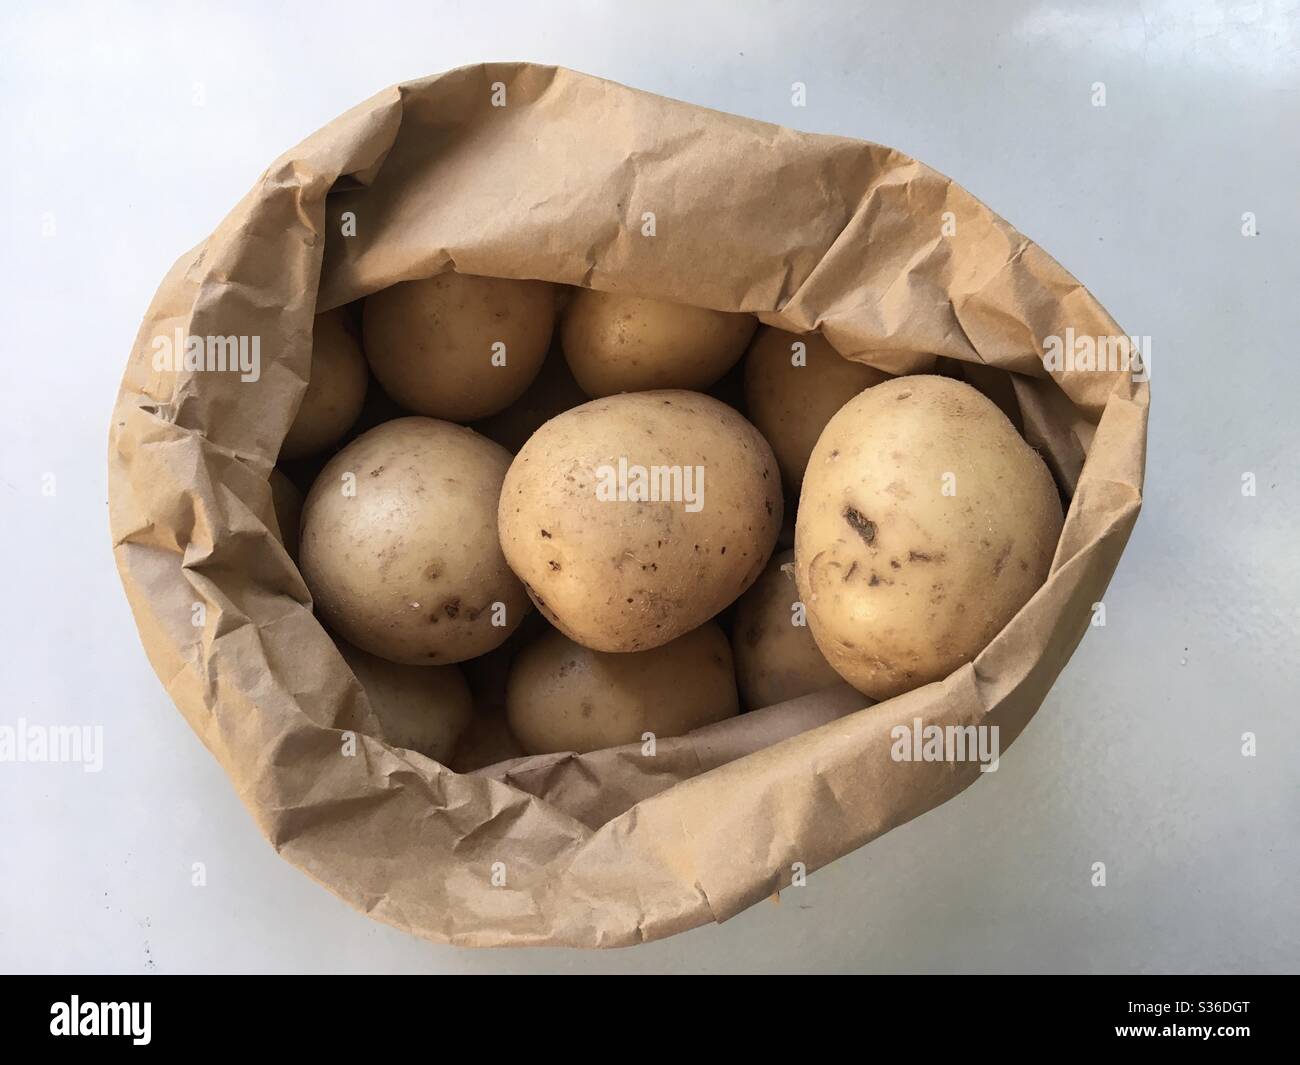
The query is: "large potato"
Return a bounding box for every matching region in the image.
[279,308,368,460]
[743,326,890,491]
[363,271,555,421]
[507,623,738,755]
[732,550,843,710]
[795,376,1063,700]
[300,417,530,664]
[561,289,756,397]
[498,390,783,652]
[338,641,472,763]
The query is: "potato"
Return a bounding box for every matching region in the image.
[743,326,890,492]
[795,375,1063,700]
[268,468,302,561]
[279,308,368,460]
[338,641,472,762]
[732,550,843,710]
[362,271,555,421]
[300,417,530,665]
[472,345,588,453]
[498,390,783,652]
[506,622,738,755]
[560,289,756,397]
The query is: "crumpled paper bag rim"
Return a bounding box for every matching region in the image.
[108,62,1147,948]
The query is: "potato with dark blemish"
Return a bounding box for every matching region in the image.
[731,550,845,710]
[300,417,531,664]
[506,622,738,755]
[498,391,783,653]
[794,376,1063,700]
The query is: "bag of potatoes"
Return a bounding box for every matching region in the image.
[109,63,1147,947]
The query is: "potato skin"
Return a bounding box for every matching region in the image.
[743,327,890,491]
[280,308,368,460]
[794,375,1063,700]
[561,289,756,397]
[732,550,843,710]
[363,272,555,421]
[300,417,530,665]
[507,623,739,755]
[498,390,783,652]
[338,641,472,763]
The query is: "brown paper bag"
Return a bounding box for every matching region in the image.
[109,63,1148,947]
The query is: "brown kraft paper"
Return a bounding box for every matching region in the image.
[108,62,1148,947]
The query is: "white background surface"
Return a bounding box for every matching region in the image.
[1,0,1297,974]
